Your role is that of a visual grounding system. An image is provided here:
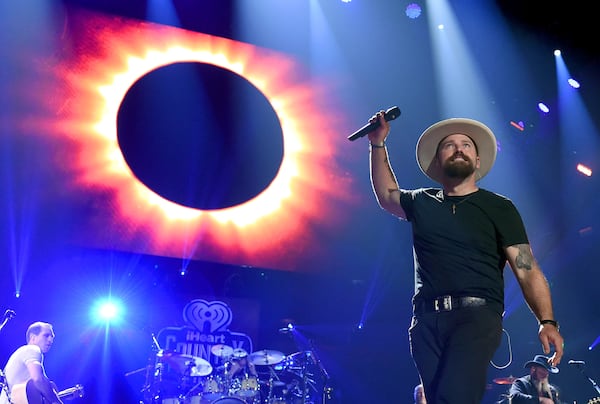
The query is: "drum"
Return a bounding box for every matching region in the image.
[211,398,246,404]
[233,375,259,398]
[188,395,201,404]
[202,375,225,402]
[189,394,215,404]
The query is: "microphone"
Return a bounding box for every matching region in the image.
[347,106,401,141]
[0,309,16,332]
[568,360,585,365]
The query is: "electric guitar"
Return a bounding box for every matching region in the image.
[10,379,84,404]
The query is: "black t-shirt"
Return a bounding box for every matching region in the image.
[399,188,529,314]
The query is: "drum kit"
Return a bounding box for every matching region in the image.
[141,346,319,404]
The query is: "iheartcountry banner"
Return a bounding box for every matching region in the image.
[156,298,259,368]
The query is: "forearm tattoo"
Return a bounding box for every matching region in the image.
[515,243,534,271]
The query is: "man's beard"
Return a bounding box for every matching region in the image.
[442,154,476,179]
[533,379,552,398]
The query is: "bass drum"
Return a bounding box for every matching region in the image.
[211,397,246,404]
[162,398,182,404]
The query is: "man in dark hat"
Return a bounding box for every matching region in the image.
[366,112,564,403]
[509,354,563,403]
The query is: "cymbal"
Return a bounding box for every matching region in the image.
[211,344,234,357]
[232,348,248,358]
[248,349,285,366]
[493,376,517,385]
[157,350,213,376]
[188,356,213,377]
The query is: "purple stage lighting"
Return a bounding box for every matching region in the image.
[406,3,422,19]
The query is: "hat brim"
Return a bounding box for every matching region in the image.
[524,360,560,374]
[416,118,497,184]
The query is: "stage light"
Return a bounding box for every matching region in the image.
[538,102,550,113]
[576,163,592,177]
[568,78,580,88]
[554,49,561,56]
[510,121,525,131]
[99,302,118,319]
[91,298,125,325]
[406,3,422,19]
[279,323,294,334]
[589,335,600,350]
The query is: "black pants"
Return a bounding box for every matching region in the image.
[409,305,503,404]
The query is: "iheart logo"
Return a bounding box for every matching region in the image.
[183,299,233,333]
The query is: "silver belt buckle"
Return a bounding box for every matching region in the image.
[434,295,453,312]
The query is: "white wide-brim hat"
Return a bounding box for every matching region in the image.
[416,118,497,184]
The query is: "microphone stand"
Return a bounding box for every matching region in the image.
[141,333,163,403]
[573,364,600,395]
[0,310,16,402]
[305,341,332,404]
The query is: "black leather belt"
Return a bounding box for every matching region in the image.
[414,296,487,314]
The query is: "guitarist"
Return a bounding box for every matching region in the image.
[0,322,64,404]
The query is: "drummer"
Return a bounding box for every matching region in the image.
[227,348,258,380]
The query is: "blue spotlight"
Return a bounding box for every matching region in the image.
[91,298,125,325]
[406,3,422,19]
[554,49,561,57]
[538,102,550,114]
[279,323,294,334]
[589,335,600,350]
[567,78,580,88]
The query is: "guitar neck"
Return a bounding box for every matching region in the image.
[58,387,76,398]
[57,384,84,399]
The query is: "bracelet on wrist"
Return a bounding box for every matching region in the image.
[539,319,559,330]
[369,142,386,149]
